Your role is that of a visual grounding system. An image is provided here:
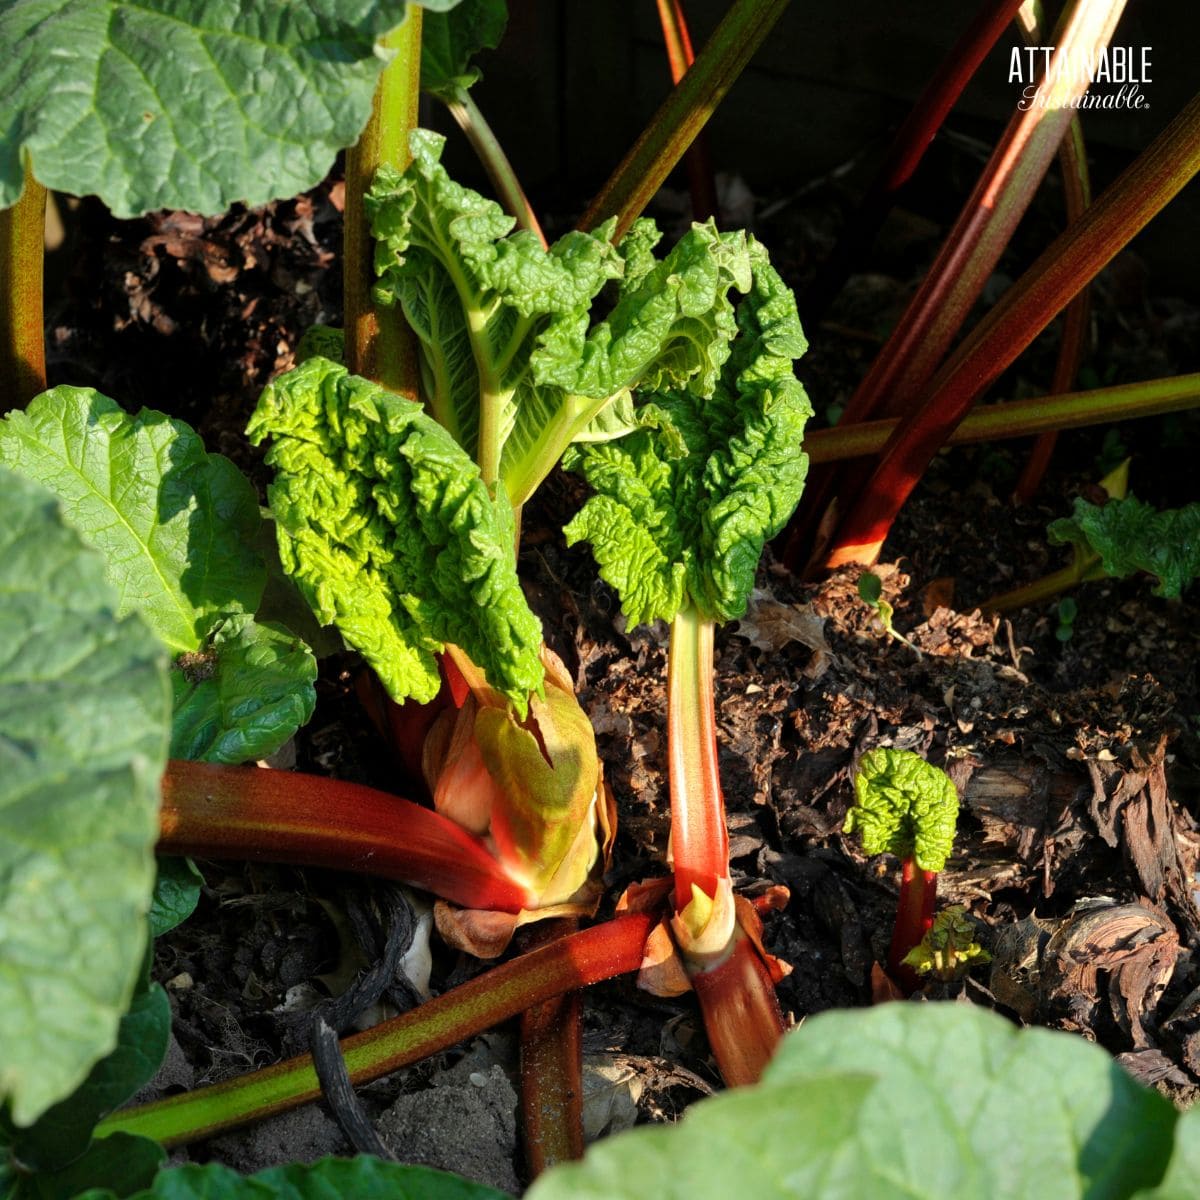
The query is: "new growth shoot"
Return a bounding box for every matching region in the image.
[844,748,960,994]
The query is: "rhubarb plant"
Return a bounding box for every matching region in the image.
[564,238,812,1082]
[843,748,959,993]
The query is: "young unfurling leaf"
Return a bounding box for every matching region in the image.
[365,132,759,503]
[248,356,544,715]
[563,239,813,627]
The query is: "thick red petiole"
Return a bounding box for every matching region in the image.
[159,759,533,914]
[665,607,785,1084]
[889,859,939,994]
[668,609,728,911]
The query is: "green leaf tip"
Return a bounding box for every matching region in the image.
[563,237,813,627]
[1048,495,1200,599]
[248,355,544,715]
[421,0,508,101]
[845,748,959,872]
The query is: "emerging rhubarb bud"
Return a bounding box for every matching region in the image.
[844,747,960,992]
[425,646,614,957]
[902,905,991,982]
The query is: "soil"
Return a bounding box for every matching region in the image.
[43,137,1200,1190]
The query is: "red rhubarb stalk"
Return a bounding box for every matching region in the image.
[159,759,532,915]
[826,90,1200,567]
[889,860,939,993]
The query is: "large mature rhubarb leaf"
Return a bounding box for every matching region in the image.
[366,132,754,504]
[563,241,812,627]
[529,1004,1179,1200]
[0,0,446,217]
[1135,1105,1200,1199]
[74,1157,510,1199]
[0,469,170,1127]
[421,0,507,101]
[1048,496,1200,599]
[0,389,316,764]
[248,356,543,714]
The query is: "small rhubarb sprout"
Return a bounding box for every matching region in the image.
[844,747,960,992]
[901,906,990,982]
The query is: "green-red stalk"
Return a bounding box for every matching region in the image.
[0,160,47,407]
[667,607,728,912]
[667,608,785,1085]
[158,760,532,914]
[518,918,584,1175]
[97,912,655,1149]
[344,12,423,394]
[889,859,938,994]
[578,0,789,238]
[802,0,1027,324]
[794,0,1123,569]
[655,0,719,223]
[802,372,1200,464]
[1013,9,1093,503]
[826,90,1200,568]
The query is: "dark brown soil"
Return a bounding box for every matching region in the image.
[44,145,1200,1187]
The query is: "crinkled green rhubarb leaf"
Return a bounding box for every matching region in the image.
[844,748,958,872]
[421,0,507,101]
[170,614,317,764]
[75,1157,511,1199]
[248,356,543,713]
[366,134,757,504]
[1048,496,1200,599]
[0,388,264,654]
[530,1003,1177,1200]
[367,130,622,490]
[0,1,421,217]
[0,469,170,1127]
[562,240,812,627]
